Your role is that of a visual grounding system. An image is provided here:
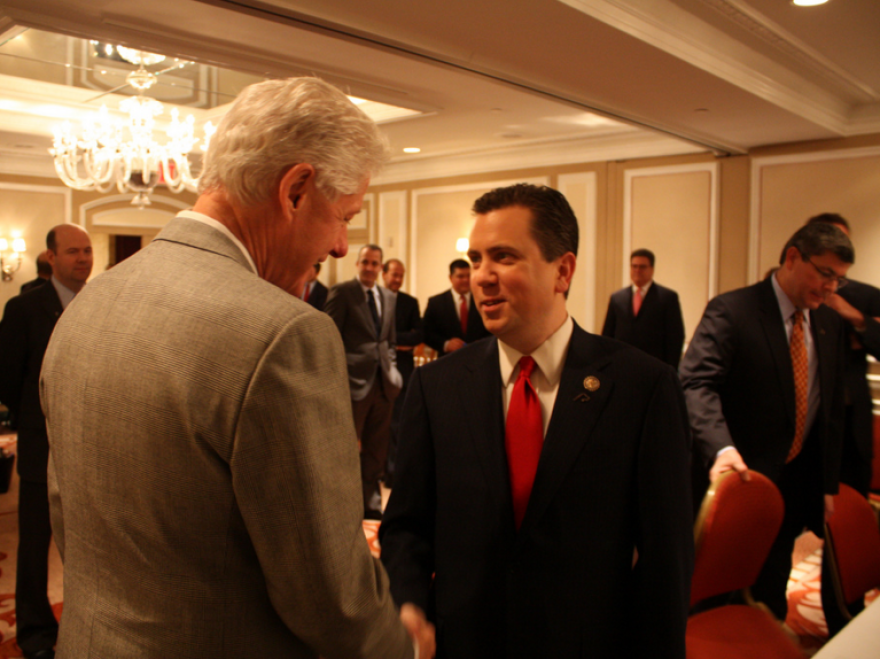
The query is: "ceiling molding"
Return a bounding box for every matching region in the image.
[373,130,705,186]
[559,0,855,133]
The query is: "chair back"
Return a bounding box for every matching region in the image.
[690,470,784,606]
[824,483,880,607]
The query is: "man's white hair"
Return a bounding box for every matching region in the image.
[199,77,389,206]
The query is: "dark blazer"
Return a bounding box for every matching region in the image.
[0,282,63,482]
[601,281,685,368]
[380,324,693,659]
[836,279,880,494]
[392,290,422,385]
[680,278,846,529]
[325,278,400,401]
[423,290,490,356]
[20,277,50,295]
[305,280,328,312]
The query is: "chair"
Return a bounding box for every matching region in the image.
[823,483,880,630]
[686,470,803,659]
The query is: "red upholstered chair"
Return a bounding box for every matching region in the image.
[823,483,880,626]
[686,470,802,659]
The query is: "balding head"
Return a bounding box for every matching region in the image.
[46,224,93,293]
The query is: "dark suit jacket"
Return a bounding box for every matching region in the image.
[305,280,328,312]
[380,324,693,659]
[601,282,685,368]
[0,282,63,482]
[325,278,400,402]
[836,279,880,493]
[423,290,490,356]
[20,277,50,295]
[680,277,846,529]
[392,290,422,386]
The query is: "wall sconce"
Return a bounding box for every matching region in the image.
[0,237,26,282]
[456,238,469,254]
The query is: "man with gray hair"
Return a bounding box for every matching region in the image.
[681,221,852,621]
[41,78,433,659]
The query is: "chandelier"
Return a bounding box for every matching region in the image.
[50,47,215,208]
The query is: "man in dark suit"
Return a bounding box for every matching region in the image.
[680,222,851,621]
[601,248,685,368]
[381,258,422,487]
[423,259,490,356]
[381,184,693,658]
[0,224,92,659]
[301,262,329,311]
[326,244,402,519]
[19,251,52,294]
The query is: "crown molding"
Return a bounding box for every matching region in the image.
[372,130,705,185]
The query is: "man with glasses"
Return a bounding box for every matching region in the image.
[680,222,852,621]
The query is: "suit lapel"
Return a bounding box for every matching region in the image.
[39,281,63,321]
[520,325,615,532]
[756,279,796,427]
[379,287,394,340]
[351,281,377,338]
[811,308,834,422]
[456,339,511,513]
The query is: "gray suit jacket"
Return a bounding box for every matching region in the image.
[41,216,411,659]
[325,278,401,402]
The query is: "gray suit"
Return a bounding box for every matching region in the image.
[41,216,411,658]
[326,279,401,515]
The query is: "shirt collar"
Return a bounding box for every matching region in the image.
[178,210,257,274]
[632,280,652,295]
[51,275,78,310]
[499,315,574,387]
[771,271,811,328]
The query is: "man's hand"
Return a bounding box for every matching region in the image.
[709,448,750,483]
[444,338,466,352]
[400,604,436,659]
[825,293,865,330]
[825,494,835,523]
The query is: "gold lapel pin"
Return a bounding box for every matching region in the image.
[584,376,600,392]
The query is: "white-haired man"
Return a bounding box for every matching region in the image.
[41,78,433,659]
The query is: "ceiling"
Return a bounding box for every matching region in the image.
[0,0,877,186]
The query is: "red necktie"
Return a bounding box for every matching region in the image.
[460,294,468,336]
[505,356,543,529]
[787,310,808,463]
[633,287,643,316]
[302,283,310,303]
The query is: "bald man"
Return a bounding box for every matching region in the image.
[0,224,93,659]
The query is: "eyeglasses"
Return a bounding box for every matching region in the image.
[804,257,848,289]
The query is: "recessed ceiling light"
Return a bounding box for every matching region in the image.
[403,147,421,153]
[792,0,829,6]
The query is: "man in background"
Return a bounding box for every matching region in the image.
[41,78,432,659]
[680,222,851,622]
[381,258,422,487]
[326,245,402,519]
[19,251,53,294]
[381,184,692,658]
[602,248,685,368]
[0,224,93,659]
[301,262,328,311]
[423,258,490,356]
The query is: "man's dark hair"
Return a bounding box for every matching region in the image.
[313,262,321,275]
[806,213,850,234]
[358,243,383,261]
[630,248,655,267]
[36,253,52,276]
[472,183,579,261]
[383,258,404,273]
[46,228,58,253]
[779,222,854,266]
[449,259,470,275]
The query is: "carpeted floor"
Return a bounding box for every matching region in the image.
[0,430,872,658]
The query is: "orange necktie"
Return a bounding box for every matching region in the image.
[787,310,808,463]
[505,356,543,529]
[633,287,643,316]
